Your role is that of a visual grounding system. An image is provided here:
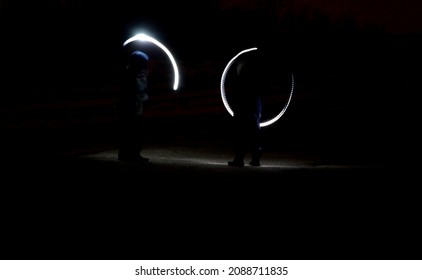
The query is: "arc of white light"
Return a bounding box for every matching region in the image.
[220,47,294,128]
[123,33,179,90]
[220,47,257,116]
[260,74,294,127]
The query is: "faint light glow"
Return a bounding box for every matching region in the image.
[123,33,180,90]
[220,47,294,128]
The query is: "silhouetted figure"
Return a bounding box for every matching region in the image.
[228,51,263,167]
[116,50,150,163]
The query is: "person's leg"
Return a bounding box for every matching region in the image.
[228,119,246,167]
[130,115,149,163]
[118,115,148,163]
[249,123,262,166]
[117,115,132,160]
[132,114,149,162]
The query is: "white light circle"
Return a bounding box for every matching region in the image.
[123,33,180,90]
[220,47,294,128]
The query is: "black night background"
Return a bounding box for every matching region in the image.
[0,0,421,260]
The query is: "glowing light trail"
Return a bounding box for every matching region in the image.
[123,33,180,90]
[261,74,294,127]
[220,48,294,128]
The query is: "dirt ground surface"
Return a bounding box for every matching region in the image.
[2,93,420,260]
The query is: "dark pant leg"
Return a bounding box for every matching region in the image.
[232,118,248,161]
[118,114,144,159]
[250,124,262,162]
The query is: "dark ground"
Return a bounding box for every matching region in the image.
[1,76,421,261]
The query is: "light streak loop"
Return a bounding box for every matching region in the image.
[123,33,180,90]
[220,48,294,127]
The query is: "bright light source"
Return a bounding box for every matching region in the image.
[123,33,180,90]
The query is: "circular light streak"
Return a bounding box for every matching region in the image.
[220,47,294,128]
[123,33,180,90]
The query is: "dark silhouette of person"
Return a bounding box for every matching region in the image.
[115,50,150,163]
[228,50,263,167]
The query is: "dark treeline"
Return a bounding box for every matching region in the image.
[1,0,421,99]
